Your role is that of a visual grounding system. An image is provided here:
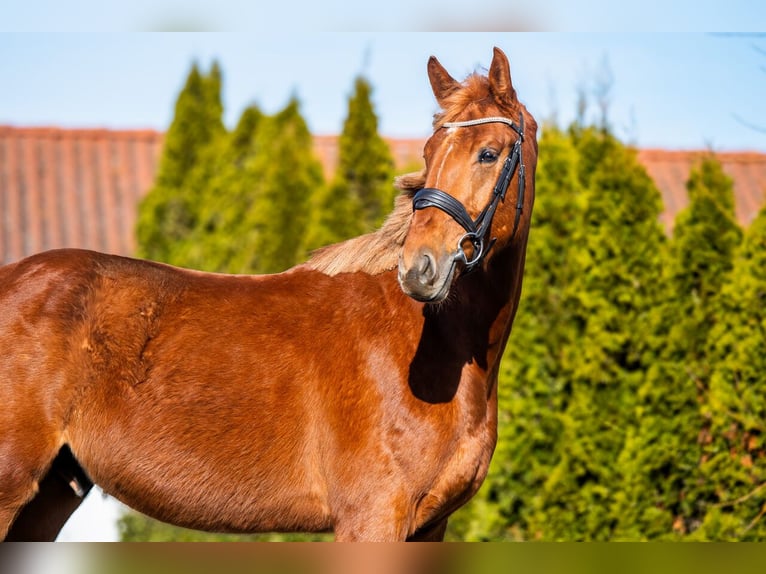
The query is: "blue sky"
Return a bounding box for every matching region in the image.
[2,33,766,153]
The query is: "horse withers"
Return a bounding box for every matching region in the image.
[0,47,537,542]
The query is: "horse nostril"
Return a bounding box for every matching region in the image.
[418,252,437,286]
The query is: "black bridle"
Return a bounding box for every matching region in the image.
[412,113,525,273]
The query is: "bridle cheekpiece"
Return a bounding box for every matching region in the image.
[412,113,526,273]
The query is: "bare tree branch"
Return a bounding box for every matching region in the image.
[733,113,766,134]
[714,481,766,508]
[727,38,766,135]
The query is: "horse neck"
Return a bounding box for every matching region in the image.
[478,239,528,357]
[427,238,528,377]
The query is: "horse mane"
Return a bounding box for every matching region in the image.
[304,172,424,276]
[305,72,507,277]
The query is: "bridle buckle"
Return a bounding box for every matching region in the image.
[456,231,485,269]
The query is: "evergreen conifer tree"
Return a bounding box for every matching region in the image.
[531,128,666,540]
[336,76,395,230]
[303,177,364,253]
[136,62,225,264]
[694,205,766,540]
[613,156,742,539]
[179,105,265,273]
[245,97,325,273]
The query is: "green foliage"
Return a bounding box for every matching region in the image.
[244,97,325,273]
[337,76,396,230]
[532,129,665,541]
[304,74,394,254]
[137,69,325,274]
[176,105,265,273]
[303,177,364,253]
[695,205,766,540]
[444,127,759,544]
[118,512,330,542]
[136,62,225,264]
[614,156,742,540]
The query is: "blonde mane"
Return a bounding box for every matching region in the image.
[304,171,424,276]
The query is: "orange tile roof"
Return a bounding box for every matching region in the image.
[1,126,764,265]
[312,134,424,178]
[0,126,163,264]
[637,149,766,232]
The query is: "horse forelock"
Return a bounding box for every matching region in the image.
[433,72,530,131]
[431,74,491,126]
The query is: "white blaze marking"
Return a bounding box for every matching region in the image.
[433,135,456,187]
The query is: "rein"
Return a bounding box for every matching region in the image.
[412,113,525,273]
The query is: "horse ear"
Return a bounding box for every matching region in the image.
[488,47,517,105]
[428,56,459,108]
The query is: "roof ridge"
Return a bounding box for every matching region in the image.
[2,127,764,159]
[637,148,766,162]
[0,125,163,140]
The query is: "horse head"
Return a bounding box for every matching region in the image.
[398,47,537,303]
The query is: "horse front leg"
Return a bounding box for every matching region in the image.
[333,515,411,542]
[4,446,93,541]
[406,517,448,542]
[331,492,413,542]
[331,498,449,541]
[0,417,67,541]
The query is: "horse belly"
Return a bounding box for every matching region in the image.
[106,471,332,535]
[67,393,333,534]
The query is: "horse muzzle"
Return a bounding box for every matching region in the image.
[397,248,458,303]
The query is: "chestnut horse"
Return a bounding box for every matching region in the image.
[0,47,537,541]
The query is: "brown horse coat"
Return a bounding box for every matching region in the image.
[0,47,537,541]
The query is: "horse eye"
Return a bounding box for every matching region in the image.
[478,149,498,164]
